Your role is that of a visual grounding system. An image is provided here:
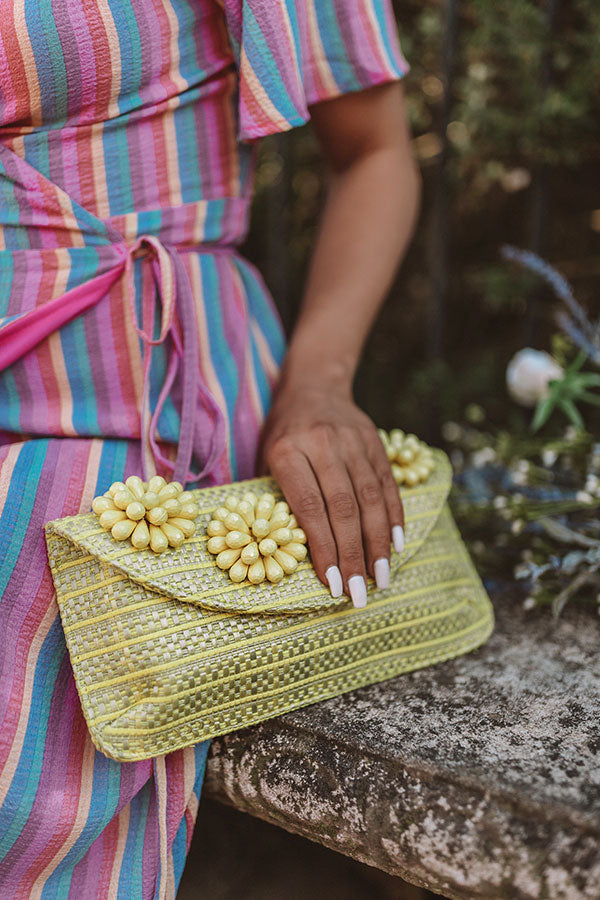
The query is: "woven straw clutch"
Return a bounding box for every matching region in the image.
[45,448,494,762]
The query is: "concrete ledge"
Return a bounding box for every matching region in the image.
[205,594,600,899]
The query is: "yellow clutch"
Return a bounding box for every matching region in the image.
[44,447,494,762]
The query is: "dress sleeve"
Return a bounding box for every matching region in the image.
[222,0,410,142]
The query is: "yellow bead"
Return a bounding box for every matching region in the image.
[378,428,391,448]
[131,519,150,550]
[125,475,145,499]
[225,495,239,512]
[111,518,136,541]
[288,515,298,529]
[256,493,275,520]
[158,484,180,503]
[404,467,420,487]
[415,464,430,480]
[282,541,307,561]
[214,507,229,522]
[142,491,161,510]
[99,509,126,530]
[163,498,182,517]
[126,501,146,521]
[251,518,270,540]
[168,517,196,539]
[170,481,183,494]
[258,537,277,557]
[147,506,168,526]
[216,547,241,570]
[240,541,259,565]
[390,429,405,446]
[113,490,135,510]
[273,548,298,575]
[391,464,405,484]
[242,491,257,506]
[272,501,289,518]
[108,481,127,497]
[248,559,266,584]
[161,522,185,548]
[149,524,169,553]
[229,560,248,583]
[92,496,115,515]
[207,536,227,554]
[270,527,292,545]
[291,528,306,543]
[398,447,415,465]
[177,502,199,521]
[237,500,255,528]
[207,520,227,537]
[264,556,284,584]
[225,530,251,549]
[147,475,166,494]
[225,512,249,534]
[268,511,290,532]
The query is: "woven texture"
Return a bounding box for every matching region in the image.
[45,449,494,762]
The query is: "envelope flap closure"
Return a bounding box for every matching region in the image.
[45,451,453,615]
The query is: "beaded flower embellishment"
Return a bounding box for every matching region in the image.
[379,429,435,486]
[206,491,308,584]
[91,475,199,553]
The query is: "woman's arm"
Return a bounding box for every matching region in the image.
[257,80,421,606]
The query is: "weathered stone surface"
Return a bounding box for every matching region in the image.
[204,594,600,900]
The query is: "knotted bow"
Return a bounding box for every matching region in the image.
[0,236,227,486]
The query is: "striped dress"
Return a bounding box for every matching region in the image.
[0,1,408,897]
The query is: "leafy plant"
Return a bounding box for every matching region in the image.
[446,411,600,616]
[532,349,600,431]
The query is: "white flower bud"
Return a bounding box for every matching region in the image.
[506,348,563,407]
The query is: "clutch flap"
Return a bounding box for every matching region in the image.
[45,450,453,616]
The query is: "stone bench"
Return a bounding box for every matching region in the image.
[203,590,600,899]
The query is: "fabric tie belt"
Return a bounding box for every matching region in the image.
[0,233,234,486]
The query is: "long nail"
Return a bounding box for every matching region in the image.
[325,565,343,598]
[348,575,367,609]
[392,525,405,554]
[374,557,390,590]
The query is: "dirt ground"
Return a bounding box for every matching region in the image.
[178,798,442,900]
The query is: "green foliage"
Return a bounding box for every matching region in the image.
[532,350,600,432]
[447,412,600,615]
[402,0,600,189]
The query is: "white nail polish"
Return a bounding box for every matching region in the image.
[348,574,367,609]
[373,557,390,590]
[392,525,405,554]
[325,565,343,598]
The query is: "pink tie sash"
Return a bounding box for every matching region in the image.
[0,236,230,487]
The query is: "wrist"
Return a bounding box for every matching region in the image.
[278,350,355,397]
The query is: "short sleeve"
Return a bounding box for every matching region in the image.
[222,0,410,142]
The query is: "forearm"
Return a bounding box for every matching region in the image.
[260,84,418,602]
[280,141,420,394]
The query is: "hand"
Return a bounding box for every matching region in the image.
[256,379,405,607]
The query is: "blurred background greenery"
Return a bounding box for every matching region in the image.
[241,0,600,444]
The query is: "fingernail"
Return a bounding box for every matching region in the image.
[325,565,343,598]
[374,557,390,590]
[392,525,405,554]
[348,574,367,609]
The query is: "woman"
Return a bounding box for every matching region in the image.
[0,0,420,896]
